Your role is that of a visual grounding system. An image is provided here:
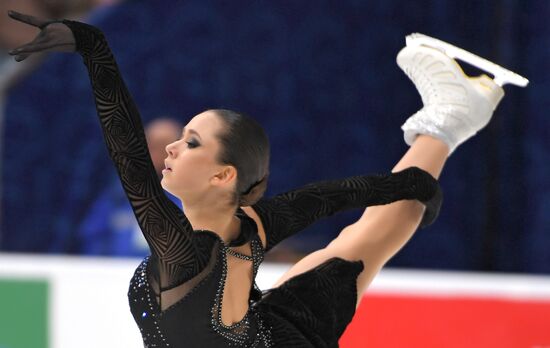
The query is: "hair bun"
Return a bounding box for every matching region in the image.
[239,175,268,206]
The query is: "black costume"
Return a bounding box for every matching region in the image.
[63,19,442,348]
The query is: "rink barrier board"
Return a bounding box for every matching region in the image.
[1,253,549,348]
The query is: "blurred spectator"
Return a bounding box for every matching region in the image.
[77,117,183,257]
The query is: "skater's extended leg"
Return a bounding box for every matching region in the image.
[325,134,449,306]
[270,38,507,309]
[270,134,449,306]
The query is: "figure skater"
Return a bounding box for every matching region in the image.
[7,11,512,348]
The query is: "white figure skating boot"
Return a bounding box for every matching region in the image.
[397,33,529,155]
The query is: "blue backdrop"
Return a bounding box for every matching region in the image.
[2,0,548,273]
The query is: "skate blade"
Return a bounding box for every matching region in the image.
[405,33,529,87]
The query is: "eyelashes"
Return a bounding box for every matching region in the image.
[186,141,199,148]
[177,134,199,148]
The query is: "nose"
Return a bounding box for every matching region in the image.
[165,141,177,157]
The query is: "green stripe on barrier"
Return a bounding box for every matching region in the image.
[0,279,48,348]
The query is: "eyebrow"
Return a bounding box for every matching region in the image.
[182,127,202,140]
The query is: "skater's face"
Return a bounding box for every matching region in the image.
[161,110,237,202]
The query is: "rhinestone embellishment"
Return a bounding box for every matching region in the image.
[225,245,254,261]
[129,236,273,347]
[128,256,170,347]
[209,235,273,347]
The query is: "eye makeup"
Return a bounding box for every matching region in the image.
[186,140,199,148]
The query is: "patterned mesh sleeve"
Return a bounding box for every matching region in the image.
[62,19,209,285]
[251,166,442,252]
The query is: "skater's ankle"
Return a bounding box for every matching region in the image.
[414,135,451,156]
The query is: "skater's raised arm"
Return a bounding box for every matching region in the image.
[251,166,441,252]
[7,13,205,280]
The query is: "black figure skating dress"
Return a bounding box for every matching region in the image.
[62,19,442,348]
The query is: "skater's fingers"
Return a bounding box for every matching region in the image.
[8,10,49,28]
[9,43,37,55]
[14,53,31,62]
[10,41,75,56]
[9,41,50,55]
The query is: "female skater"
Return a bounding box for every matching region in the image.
[7,11,504,348]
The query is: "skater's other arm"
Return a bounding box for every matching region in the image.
[6,12,208,282]
[62,20,209,277]
[250,166,442,252]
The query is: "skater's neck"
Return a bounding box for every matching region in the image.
[180,198,242,244]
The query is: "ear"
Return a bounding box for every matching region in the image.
[211,165,237,187]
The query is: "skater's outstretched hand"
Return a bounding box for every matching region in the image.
[6,10,75,62]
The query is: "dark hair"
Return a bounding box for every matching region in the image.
[210,109,270,207]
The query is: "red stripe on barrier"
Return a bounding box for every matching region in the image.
[339,293,550,348]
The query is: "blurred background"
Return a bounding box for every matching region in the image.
[0,0,548,347]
